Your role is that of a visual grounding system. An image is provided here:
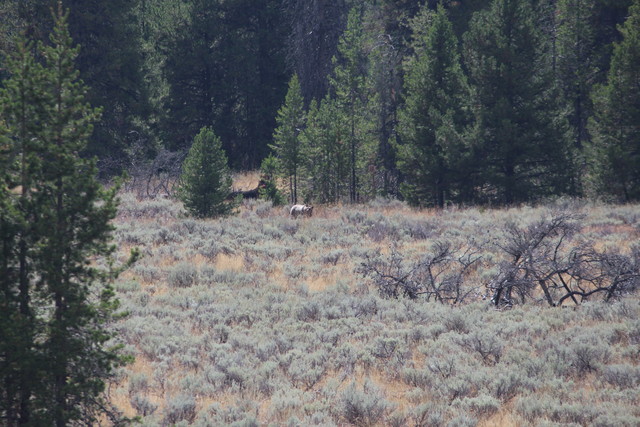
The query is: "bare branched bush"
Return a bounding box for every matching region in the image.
[565,246,640,304]
[460,331,503,366]
[359,242,482,303]
[489,210,640,307]
[125,148,187,199]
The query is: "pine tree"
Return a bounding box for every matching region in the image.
[367,21,402,198]
[259,154,286,206]
[6,0,152,171]
[177,126,233,218]
[162,0,220,153]
[64,0,150,167]
[300,97,350,203]
[330,7,376,203]
[284,0,349,104]
[588,0,640,201]
[35,8,131,425]
[556,0,598,152]
[398,5,471,207]
[164,0,289,169]
[0,37,45,426]
[464,0,571,204]
[1,5,133,425]
[271,74,305,204]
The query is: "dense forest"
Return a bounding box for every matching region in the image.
[1,0,639,207]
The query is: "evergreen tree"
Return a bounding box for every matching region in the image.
[7,0,152,172]
[444,0,489,39]
[133,0,191,159]
[0,37,45,426]
[463,0,571,204]
[555,0,599,168]
[259,154,286,206]
[271,74,305,204]
[177,126,233,218]
[398,5,471,207]
[300,97,350,203]
[592,1,634,76]
[64,0,150,168]
[588,0,640,201]
[0,2,21,82]
[164,0,289,169]
[283,0,349,104]
[368,36,402,197]
[1,6,132,425]
[330,7,376,203]
[162,0,220,153]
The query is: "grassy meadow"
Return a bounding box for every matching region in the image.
[108,179,640,426]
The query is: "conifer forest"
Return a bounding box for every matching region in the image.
[1,0,640,425]
[2,0,639,206]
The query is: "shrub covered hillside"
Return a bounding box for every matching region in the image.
[109,193,640,426]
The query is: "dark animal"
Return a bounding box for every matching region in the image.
[226,179,267,201]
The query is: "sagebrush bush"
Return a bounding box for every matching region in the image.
[601,364,640,389]
[110,191,640,425]
[338,380,394,427]
[458,394,501,417]
[130,394,158,417]
[445,414,478,427]
[164,394,197,425]
[128,372,150,396]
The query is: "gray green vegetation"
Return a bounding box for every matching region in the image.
[109,193,640,425]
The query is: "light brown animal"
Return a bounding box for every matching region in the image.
[290,204,313,218]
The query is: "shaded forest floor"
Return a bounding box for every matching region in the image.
[108,180,640,426]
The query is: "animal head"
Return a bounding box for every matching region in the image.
[303,205,313,216]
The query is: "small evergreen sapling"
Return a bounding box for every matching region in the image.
[177,126,233,218]
[259,155,285,206]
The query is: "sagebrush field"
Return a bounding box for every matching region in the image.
[108,188,640,426]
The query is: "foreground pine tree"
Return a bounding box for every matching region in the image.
[0,5,133,426]
[177,126,233,218]
[0,37,45,427]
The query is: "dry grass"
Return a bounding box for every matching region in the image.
[108,190,640,426]
[214,253,245,271]
[478,403,520,427]
[231,170,262,191]
[306,270,342,292]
